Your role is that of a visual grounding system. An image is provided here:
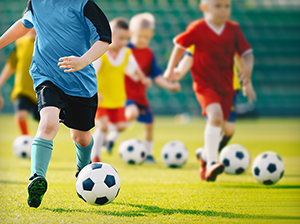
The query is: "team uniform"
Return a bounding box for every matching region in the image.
[22,0,111,131]
[93,47,139,122]
[174,19,252,120]
[125,42,162,124]
[185,45,241,122]
[20,0,111,208]
[7,35,39,121]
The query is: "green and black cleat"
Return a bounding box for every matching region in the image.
[27,176,47,208]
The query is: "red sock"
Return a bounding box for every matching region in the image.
[17,119,29,135]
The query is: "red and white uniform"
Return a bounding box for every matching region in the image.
[174,19,252,119]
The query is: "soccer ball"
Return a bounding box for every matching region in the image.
[219,144,250,174]
[118,139,146,165]
[161,141,189,168]
[76,162,120,206]
[12,135,33,158]
[252,151,284,185]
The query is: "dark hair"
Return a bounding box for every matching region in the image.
[111,18,129,30]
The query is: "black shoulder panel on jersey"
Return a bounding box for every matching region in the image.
[84,0,112,44]
[25,0,34,16]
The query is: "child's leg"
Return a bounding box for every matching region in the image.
[70,129,93,171]
[15,110,29,135]
[125,104,139,122]
[91,116,108,161]
[144,123,154,156]
[219,121,234,152]
[30,106,60,179]
[204,103,223,170]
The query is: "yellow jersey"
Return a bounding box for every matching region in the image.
[93,47,138,108]
[8,35,37,103]
[186,45,241,90]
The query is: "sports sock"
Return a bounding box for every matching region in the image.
[107,130,120,143]
[204,124,222,171]
[144,140,153,156]
[218,134,233,153]
[75,136,94,171]
[18,119,29,135]
[91,128,106,159]
[30,137,53,179]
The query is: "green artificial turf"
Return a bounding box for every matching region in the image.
[0,114,299,223]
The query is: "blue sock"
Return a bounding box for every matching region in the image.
[75,137,94,171]
[30,137,53,180]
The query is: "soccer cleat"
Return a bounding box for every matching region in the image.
[145,155,156,163]
[206,163,224,182]
[106,141,114,154]
[92,156,101,163]
[27,176,47,208]
[195,147,206,180]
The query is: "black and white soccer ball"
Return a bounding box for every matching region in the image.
[118,139,146,165]
[161,141,189,168]
[220,144,250,175]
[252,151,284,185]
[12,135,33,159]
[76,162,120,206]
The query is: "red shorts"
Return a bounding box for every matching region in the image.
[195,88,235,120]
[95,107,127,123]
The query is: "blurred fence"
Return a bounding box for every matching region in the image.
[0,0,299,116]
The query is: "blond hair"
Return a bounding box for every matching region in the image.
[129,12,155,31]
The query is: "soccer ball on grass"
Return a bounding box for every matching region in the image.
[118,139,147,165]
[12,135,33,159]
[161,141,189,168]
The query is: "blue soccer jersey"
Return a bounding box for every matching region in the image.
[22,0,111,98]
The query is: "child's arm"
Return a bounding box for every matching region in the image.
[154,76,181,92]
[133,68,152,87]
[58,40,109,73]
[0,20,32,49]
[243,81,257,103]
[239,52,254,86]
[0,62,15,111]
[174,54,193,81]
[163,45,186,82]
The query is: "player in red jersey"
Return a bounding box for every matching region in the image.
[164,0,254,181]
[106,13,180,163]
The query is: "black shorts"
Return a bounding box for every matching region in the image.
[35,81,98,131]
[14,95,40,121]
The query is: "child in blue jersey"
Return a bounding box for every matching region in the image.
[0,0,111,208]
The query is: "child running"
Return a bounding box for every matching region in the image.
[174,46,256,180]
[0,28,39,135]
[91,18,151,163]
[164,0,254,182]
[105,13,181,163]
[0,0,111,208]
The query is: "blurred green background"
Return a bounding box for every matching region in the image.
[0,0,299,116]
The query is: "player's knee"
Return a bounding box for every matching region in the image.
[209,115,223,126]
[39,119,59,135]
[224,123,235,136]
[125,106,139,121]
[15,110,28,121]
[72,133,91,147]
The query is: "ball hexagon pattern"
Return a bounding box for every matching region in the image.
[161,141,189,168]
[76,162,120,206]
[12,135,33,159]
[118,139,147,165]
[252,151,284,185]
[219,144,250,175]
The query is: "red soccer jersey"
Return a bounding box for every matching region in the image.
[125,43,161,106]
[175,19,252,93]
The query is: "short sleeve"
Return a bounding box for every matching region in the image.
[235,24,252,56]
[125,54,139,76]
[84,0,112,44]
[174,21,198,49]
[7,49,17,70]
[22,0,34,29]
[150,54,162,79]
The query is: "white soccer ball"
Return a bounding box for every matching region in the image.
[252,151,284,185]
[76,162,120,206]
[118,139,146,165]
[220,144,250,174]
[12,135,33,159]
[161,141,189,168]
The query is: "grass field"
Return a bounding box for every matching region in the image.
[0,114,300,223]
